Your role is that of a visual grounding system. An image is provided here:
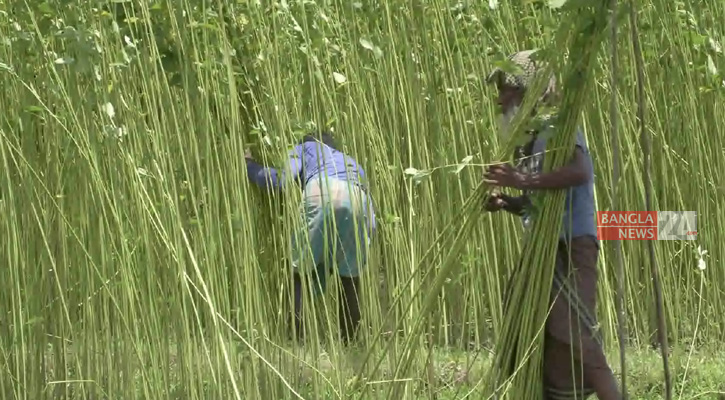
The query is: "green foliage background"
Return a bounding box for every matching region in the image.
[0,0,723,398]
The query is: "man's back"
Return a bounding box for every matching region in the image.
[297,141,367,187]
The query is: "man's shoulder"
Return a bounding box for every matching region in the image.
[297,141,328,158]
[533,127,588,151]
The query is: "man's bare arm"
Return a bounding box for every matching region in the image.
[518,148,590,190]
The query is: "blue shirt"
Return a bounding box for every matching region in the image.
[245,140,368,190]
[516,129,599,244]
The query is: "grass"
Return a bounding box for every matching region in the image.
[1,0,724,399]
[32,341,725,399]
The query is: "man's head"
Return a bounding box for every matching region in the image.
[486,49,557,139]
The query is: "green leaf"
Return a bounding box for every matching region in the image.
[25,316,44,326]
[359,38,383,58]
[332,72,347,84]
[689,32,707,47]
[492,59,524,76]
[707,55,718,76]
[54,57,75,65]
[709,37,722,54]
[383,213,401,224]
[102,102,115,119]
[38,2,54,15]
[454,155,473,174]
[359,38,374,51]
[404,167,432,184]
[25,105,44,113]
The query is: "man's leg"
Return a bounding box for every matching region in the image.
[544,337,621,400]
[290,181,327,343]
[585,361,622,400]
[338,276,361,344]
[292,272,304,341]
[334,182,370,345]
[545,236,622,400]
[336,223,364,345]
[543,335,593,400]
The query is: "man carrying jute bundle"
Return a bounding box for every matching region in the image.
[482,49,623,400]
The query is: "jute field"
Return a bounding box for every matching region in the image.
[1,0,723,399]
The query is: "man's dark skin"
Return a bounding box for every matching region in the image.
[483,147,590,213]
